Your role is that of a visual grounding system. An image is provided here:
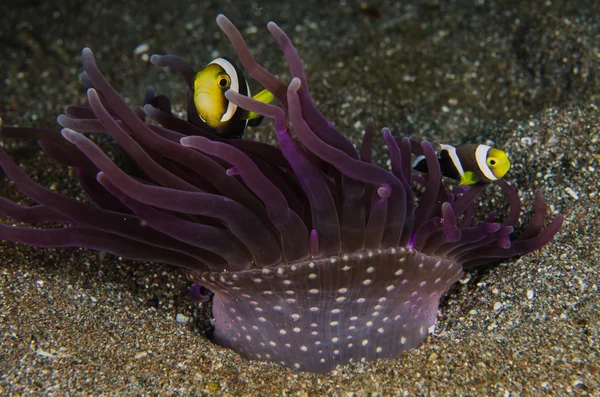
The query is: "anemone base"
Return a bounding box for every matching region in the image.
[196,247,463,373]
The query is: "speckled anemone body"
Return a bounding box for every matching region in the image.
[0,15,563,374]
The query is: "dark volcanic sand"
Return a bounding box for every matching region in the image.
[1,1,598,395]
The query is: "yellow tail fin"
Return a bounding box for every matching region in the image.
[247,89,275,120]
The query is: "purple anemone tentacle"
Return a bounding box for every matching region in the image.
[217,18,369,251]
[460,215,564,269]
[144,104,293,170]
[0,224,204,269]
[60,128,282,267]
[76,61,269,216]
[142,105,218,139]
[412,217,442,252]
[413,141,441,231]
[441,202,461,242]
[452,184,486,218]
[225,89,342,257]
[419,203,462,254]
[35,138,131,213]
[496,179,521,227]
[0,198,70,223]
[287,78,406,248]
[181,135,310,263]
[216,15,288,103]
[88,88,201,192]
[64,105,97,119]
[360,118,376,163]
[383,130,415,244]
[0,148,207,261]
[97,173,253,270]
[267,21,359,160]
[365,184,391,249]
[57,114,110,133]
[434,222,502,257]
[519,189,548,240]
[277,128,341,256]
[458,201,476,227]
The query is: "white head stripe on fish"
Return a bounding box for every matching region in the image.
[411,155,425,169]
[475,144,497,181]
[440,144,464,176]
[209,58,239,123]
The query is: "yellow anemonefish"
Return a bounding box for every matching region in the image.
[412,143,511,185]
[193,57,274,138]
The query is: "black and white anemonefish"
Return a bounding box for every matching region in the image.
[193,57,274,138]
[413,143,511,185]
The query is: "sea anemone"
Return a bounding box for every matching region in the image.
[0,15,563,374]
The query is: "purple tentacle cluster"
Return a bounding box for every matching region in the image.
[0,15,563,373]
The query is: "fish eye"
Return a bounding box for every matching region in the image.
[218,75,230,88]
[488,158,497,166]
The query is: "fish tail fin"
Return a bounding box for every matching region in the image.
[246,89,275,121]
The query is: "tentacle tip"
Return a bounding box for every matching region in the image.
[289,77,301,92]
[82,47,93,56]
[226,167,240,176]
[377,184,391,199]
[381,127,392,138]
[142,104,155,113]
[86,87,99,100]
[421,140,435,152]
[445,228,462,243]
[179,136,193,147]
[149,54,161,64]
[216,14,231,28]
[498,237,511,249]
[60,128,79,142]
[483,222,502,233]
[275,126,291,138]
[224,89,239,102]
[56,114,68,126]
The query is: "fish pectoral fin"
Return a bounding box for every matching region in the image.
[459,172,478,186]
